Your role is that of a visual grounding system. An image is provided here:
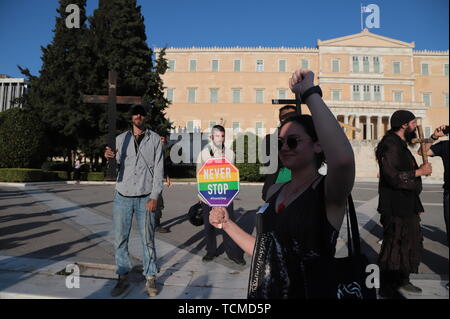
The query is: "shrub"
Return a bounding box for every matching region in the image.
[0,108,48,168]
[0,169,56,182]
[86,172,105,181]
[50,170,71,180]
[232,132,265,182]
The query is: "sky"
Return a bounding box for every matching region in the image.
[0,0,448,78]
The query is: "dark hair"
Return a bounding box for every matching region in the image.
[278,115,326,169]
[279,105,297,113]
[211,125,225,133]
[130,104,147,117]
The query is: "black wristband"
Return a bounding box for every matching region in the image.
[301,86,323,102]
[430,134,438,140]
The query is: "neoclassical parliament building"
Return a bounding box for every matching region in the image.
[158,29,449,141]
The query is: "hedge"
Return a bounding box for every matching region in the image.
[0,169,105,182]
[0,169,56,182]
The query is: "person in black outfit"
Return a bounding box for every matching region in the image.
[209,69,355,298]
[155,135,172,233]
[418,124,449,290]
[196,125,245,265]
[375,110,432,298]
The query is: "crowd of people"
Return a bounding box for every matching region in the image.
[102,69,448,299]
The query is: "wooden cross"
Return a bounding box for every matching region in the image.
[82,70,142,179]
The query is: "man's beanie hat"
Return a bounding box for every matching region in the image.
[130,104,147,116]
[390,110,415,128]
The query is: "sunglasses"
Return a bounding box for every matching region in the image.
[278,137,308,151]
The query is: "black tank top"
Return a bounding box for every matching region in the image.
[248,176,338,299]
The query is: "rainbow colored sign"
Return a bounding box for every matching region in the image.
[197,156,240,207]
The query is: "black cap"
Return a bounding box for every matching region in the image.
[130,104,147,117]
[390,110,415,128]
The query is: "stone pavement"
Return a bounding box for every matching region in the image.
[0,181,448,299]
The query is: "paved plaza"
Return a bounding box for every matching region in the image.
[0,180,448,299]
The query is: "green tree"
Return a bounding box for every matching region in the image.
[19,0,94,162]
[0,108,47,168]
[89,0,172,139]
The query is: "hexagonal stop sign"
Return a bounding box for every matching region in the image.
[197,156,240,207]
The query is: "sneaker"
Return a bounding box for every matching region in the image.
[145,276,158,297]
[228,256,246,266]
[398,282,422,295]
[155,226,170,233]
[110,274,129,297]
[202,254,216,262]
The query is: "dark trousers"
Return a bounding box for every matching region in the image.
[154,193,164,227]
[73,168,81,181]
[201,202,244,260]
[444,190,449,246]
[380,269,410,291]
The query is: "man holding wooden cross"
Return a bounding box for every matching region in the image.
[104,104,164,298]
[375,110,432,298]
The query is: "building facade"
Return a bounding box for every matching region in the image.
[157,29,449,140]
[0,74,28,112]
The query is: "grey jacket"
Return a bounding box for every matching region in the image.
[115,129,163,199]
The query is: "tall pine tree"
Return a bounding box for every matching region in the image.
[20,0,172,168]
[89,0,172,138]
[20,0,95,162]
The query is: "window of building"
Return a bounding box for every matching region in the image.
[422,93,431,106]
[189,59,197,72]
[374,85,381,101]
[363,56,369,73]
[278,89,287,99]
[234,59,241,72]
[444,64,449,77]
[353,85,360,101]
[255,89,264,103]
[331,89,341,101]
[210,88,218,103]
[332,59,340,73]
[232,122,240,134]
[166,88,174,103]
[363,85,371,101]
[373,57,380,73]
[444,93,449,108]
[279,59,287,72]
[188,88,197,103]
[167,60,175,72]
[232,89,241,103]
[394,91,403,103]
[352,56,359,72]
[256,60,264,72]
[209,121,217,130]
[425,126,432,137]
[301,59,309,70]
[211,59,219,72]
[421,63,429,76]
[393,61,401,74]
[256,122,264,136]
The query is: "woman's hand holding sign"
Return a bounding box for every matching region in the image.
[210,207,229,230]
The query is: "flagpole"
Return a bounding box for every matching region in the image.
[360,3,363,31]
